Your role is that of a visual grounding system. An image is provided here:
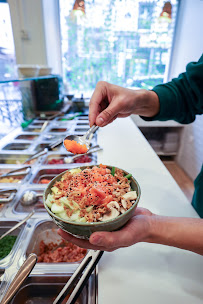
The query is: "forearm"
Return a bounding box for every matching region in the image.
[147,215,203,255]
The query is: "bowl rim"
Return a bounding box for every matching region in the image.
[43,165,141,227]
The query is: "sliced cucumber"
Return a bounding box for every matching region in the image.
[45,193,53,209]
[60,197,79,210]
[69,168,82,175]
[51,202,64,214]
[70,210,80,221]
[51,186,61,195]
[59,197,72,208]
[86,205,93,213]
[79,217,87,223]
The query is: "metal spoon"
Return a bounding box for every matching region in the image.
[39,120,49,133]
[0,210,35,241]
[21,190,42,206]
[0,189,16,204]
[64,145,102,164]
[63,124,99,152]
[0,165,31,178]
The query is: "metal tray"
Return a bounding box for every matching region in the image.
[25,220,87,264]
[76,122,90,126]
[0,220,26,268]
[2,143,31,151]
[14,133,40,141]
[42,134,64,141]
[29,168,70,185]
[0,270,7,301]
[43,153,95,165]
[34,142,63,152]
[30,122,50,127]
[49,127,69,133]
[25,126,43,133]
[13,188,45,215]
[0,153,38,165]
[10,274,94,304]
[0,167,30,185]
[74,127,90,132]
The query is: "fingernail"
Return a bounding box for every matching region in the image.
[97,117,104,126]
[91,235,102,245]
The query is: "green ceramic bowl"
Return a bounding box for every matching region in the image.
[43,165,141,239]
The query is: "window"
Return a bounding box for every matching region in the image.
[0,1,16,80]
[59,0,179,96]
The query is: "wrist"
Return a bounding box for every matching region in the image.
[144,214,163,243]
[134,89,160,118]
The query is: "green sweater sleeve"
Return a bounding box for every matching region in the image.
[142,54,203,124]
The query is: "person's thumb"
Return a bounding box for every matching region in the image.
[96,103,119,127]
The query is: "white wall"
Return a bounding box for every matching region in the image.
[169,0,203,181]
[8,0,62,74]
[42,0,62,75]
[8,0,47,65]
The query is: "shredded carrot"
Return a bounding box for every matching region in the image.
[64,139,88,154]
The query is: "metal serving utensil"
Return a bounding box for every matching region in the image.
[0,165,31,178]
[24,138,64,164]
[0,188,17,204]
[0,210,35,241]
[53,250,103,304]
[64,144,102,164]
[21,190,42,206]
[39,120,49,133]
[63,124,99,152]
[1,253,37,304]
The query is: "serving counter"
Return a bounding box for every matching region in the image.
[96,117,203,304]
[0,115,202,303]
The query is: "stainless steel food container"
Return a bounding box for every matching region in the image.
[0,166,31,185]
[14,133,40,141]
[2,142,32,151]
[0,152,41,165]
[0,219,26,269]
[12,188,45,216]
[28,167,72,185]
[9,271,97,304]
[43,152,96,165]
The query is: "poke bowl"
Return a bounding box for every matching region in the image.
[43,165,141,239]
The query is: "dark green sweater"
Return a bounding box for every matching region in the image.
[143,54,203,217]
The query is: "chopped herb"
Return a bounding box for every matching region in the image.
[111,167,115,176]
[0,235,17,260]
